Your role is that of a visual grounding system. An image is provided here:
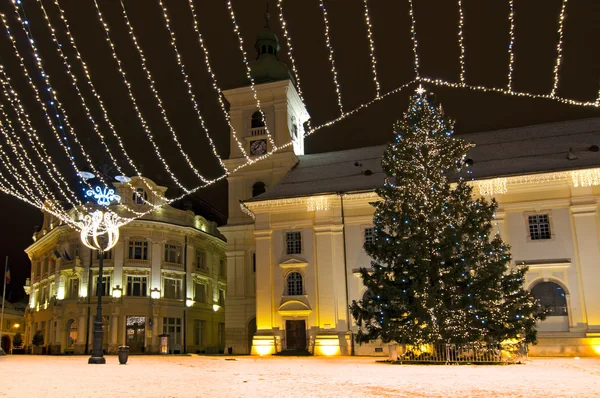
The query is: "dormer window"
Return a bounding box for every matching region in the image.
[133,188,147,205]
[251,111,265,129]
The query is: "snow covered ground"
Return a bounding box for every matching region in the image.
[0,355,598,397]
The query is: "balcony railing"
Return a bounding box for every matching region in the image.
[124,258,150,267]
[162,261,184,271]
[250,126,266,136]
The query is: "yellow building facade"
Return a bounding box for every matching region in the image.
[24,177,227,355]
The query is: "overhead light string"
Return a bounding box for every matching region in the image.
[156,0,228,174]
[457,0,466,84]
[363,0,381,98]
[277,0,310,127]
[92,0,191,193]
[407,0,421,79]
[186,0,251,163]
[507,0,515,91]
[119,0,213,185]
[319,0,344,115]
[226,0,277,153]
[0,66,82,208]
[44,0,163,212]
[551,0,568,97]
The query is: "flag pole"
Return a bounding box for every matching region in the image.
[0,256,8,355]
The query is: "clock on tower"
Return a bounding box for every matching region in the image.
[250,139,267,156]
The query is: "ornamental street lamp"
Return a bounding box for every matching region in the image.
[80,185,121,364]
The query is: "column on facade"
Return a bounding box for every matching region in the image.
[186,242,195,300]
[151,240,163,294]
[152,307,159,353]
[77,313,86,345]
[113,241,124,292]
[254,229,273,332]
[570,201,600,332]
[110,308,119,351]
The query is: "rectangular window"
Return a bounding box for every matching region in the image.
[163,278,182,299]
[364,227,375,244]
[164,244,182,264]
[162,317,182,345]
[128,241,148,260]
[528,214,551,240]
[219,258,226,277]
[194,283,206,303]
[219,289,226,306]
[286,232,302,255]
[195,251,207,270]
[126,276,147,297]
[194,320,206,346]
[68,278,79,299]
[93,276,111,296]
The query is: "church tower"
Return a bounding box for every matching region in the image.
[221,8,309,354]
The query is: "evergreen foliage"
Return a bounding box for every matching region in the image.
[350,87,543,347]
[32,330,44,346]
[12,331,23,348]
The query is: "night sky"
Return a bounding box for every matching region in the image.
[0,0,599,301]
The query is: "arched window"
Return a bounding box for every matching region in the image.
[132,188,147,205]
[531,281,567,316]
[286,272,303,296]
[251,111,265,128]
[67,319,78,348]
[252,181,266,197]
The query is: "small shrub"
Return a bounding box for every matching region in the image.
[32,330,44,346]
[12,332,23,348]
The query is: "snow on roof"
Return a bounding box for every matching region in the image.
[247,117,600,202]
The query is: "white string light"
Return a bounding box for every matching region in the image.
[319,0,344,115]
[118,0,212,186]
[277,0,310,125]
[186,0,250,162]
[551,0,568,97]
[457,0,466,84]
[0,67,81,207]
[156,0,228,174]
[408,0,421,79]
[226,0,277,152]
[91,0,191,193]
[507,0,515,91]
[363,0,381,98]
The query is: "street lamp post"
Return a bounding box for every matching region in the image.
[80,185,121,364]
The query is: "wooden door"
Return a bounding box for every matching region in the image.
[285,320,306,350]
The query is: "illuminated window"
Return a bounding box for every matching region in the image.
[364,228,375,245]
[67,319,77,348]
[128,241,148,260]
[164,244,182,264]
[194,283,206,303]
[194,320,206,346]
[286,232,302,255]
[528,214,551,240]
[531,282,567,316]
[126,276,147,297]
[286,272,303,296]
[163,278,182,299]
[251,111,264,128]
[162,317,182,345]
[195,251,207,271]
[133,188,147,205]
[93,276,111,296]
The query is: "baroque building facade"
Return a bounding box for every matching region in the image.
[24,177,227,354]
[220,14,600,357]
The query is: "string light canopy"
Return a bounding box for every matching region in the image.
[0,0,598,232]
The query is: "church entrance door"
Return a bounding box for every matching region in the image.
[285,320,306,351]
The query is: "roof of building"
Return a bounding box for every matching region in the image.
[247,117,600,202]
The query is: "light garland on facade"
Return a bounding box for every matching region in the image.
[475,178,508,196]
[408,0,421,79]
[186,0,250,162]
[277,0,309,128]
[225,0,277,152]
[571,169,600,188]
[551,0,568,97]
[52,0,168,209]
[92,0,191,193]
[507,0,515,91]
[157,0,228,174]
[319,0,344,115]
[363,0,381,98]
[457,0,466,84]
[118,0,211,186]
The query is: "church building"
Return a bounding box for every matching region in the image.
[222,11,600,357]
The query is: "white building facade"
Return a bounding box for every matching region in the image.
[24,177,227,355]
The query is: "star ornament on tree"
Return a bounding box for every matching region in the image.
[415,84,426,95]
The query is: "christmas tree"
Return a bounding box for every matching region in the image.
[350,86,542,349]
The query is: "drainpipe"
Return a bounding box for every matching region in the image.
[183,235,188,354]
[338,193,354,356]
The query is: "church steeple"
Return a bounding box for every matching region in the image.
[250,2,295,84]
